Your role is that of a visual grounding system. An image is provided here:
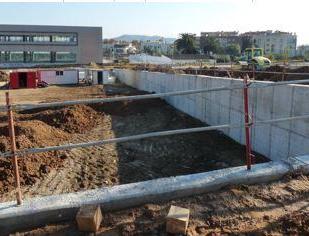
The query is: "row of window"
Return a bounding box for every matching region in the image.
[0,34,77,44]
[0,51,76,63]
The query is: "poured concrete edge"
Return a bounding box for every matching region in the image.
[0,160,301,234]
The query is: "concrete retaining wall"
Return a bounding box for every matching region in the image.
[114,69,309,161]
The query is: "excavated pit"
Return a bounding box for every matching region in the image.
[0,84,269,201]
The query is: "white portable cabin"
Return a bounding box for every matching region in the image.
[86,69,110,85]
[40,68,112,85]
[40,69,78,85]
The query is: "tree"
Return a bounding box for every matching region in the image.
[241,37,252,51]
[144,47,154,56]
[225,43,241,57]
[175,33,198,54]
[202,36,222,55]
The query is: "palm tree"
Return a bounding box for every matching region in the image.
[175,33,198,54]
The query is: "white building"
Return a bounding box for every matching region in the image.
[140,40,174,56]
[241,31,297,57]
[103,42,137,58]
[297,45,309,57]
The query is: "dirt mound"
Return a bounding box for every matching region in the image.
[23,105,101,133]
[0,120,69,151]
[0,105,102,194]
[0,120,69,193]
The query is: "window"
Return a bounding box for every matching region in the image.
[33,51,51,62]
[0,51,6,62]
[52,35,77,43]
[0,35,7,42]
[55,52,76,62]
[9,52,24,62]
[33,35,50,42]
[8,36,23,42]
[24,36,32,42]
[56,71,64,76]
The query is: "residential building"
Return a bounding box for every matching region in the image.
[103,42,137,58]
[297,45,309,57]
[0,24,103,66]
[199,30,297,57]
[200,31,240,52]
[140,39,174,56]
[240,31,297,56]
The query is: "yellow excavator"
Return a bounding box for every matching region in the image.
[238,48,271,70]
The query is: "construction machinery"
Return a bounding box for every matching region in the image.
[238,48,271,70]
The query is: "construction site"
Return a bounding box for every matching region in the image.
[0,61,307,235]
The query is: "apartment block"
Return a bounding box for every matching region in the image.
[200,31,240,51]
[199,30,297,56]
[241,30,297,56]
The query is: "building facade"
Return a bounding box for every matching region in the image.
[0,25,103,66]
[240,31,297,57]
[199,30,297,57]
[200,31,240,52]
[140,39,174,56]
[297,45,309,57]
[103,42,138,58]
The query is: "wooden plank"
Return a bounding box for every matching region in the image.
[76,205,102,232]
[166,205,190,234]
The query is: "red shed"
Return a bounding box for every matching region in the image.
[9,71,39,89]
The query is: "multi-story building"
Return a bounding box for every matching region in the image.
[0,24,103,66]
[199,30,297,57]
[200,31,240,52]
[103,42,137,58]
[240,31,297,56]
[140,39,174,56]
[297,45,309,57]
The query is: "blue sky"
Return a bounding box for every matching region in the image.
[0,1,308,45]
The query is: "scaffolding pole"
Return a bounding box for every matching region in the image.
[243,75,253,170]
[6,92,22,205]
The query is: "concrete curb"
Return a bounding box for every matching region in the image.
[0,161,293,234]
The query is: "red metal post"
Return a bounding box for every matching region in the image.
[6,92,23,205]
[243,75,252,170]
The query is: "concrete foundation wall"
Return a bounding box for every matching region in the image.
[114,69,309,161]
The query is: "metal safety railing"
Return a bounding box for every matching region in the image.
[2,78,309,112]
[2,76,309,205]
[184,67,309,76]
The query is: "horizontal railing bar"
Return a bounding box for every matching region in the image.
[185,68,309,76]
[1,78,309,112]
[1,114,309,158]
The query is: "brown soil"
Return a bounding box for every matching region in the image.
[0,104,102,194]
[19,104,101,133]
[0,84,268,202]
[12,173,309,235]
[182,65,309,83]
[0,84,279,235]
